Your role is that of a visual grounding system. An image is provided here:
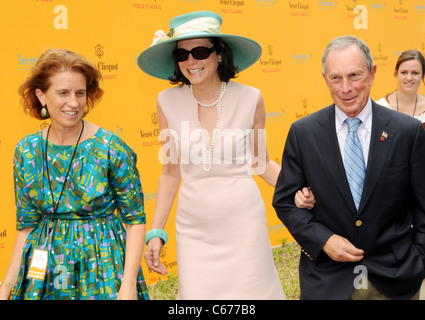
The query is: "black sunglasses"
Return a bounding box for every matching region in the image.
[172,46,216,62]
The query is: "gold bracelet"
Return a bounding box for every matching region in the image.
[0,281,15,299]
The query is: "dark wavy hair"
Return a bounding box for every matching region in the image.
[18,48,104,120]
[169,37,238,86]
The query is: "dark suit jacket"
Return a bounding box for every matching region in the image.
[272,101,425,299]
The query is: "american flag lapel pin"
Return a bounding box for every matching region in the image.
[380,131,388,141]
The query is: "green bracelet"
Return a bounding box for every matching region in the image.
[145,229,168,245]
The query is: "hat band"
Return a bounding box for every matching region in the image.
[151,17,221,46]
[173,17,221,38]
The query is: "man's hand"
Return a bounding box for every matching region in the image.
[323,234,364,262]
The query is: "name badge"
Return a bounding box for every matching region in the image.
[27,249,48,280]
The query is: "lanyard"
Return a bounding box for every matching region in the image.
[43,120,84,215]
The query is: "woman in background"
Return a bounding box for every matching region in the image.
[376,49,425,123]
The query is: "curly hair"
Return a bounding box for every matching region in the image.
[169,37,238,86]
[18,48,104,120]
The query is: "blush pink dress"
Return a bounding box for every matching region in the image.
[158,81,285,300]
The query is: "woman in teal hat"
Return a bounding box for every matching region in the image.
[138,11,314,299]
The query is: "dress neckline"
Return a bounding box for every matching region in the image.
[41,127,101,148]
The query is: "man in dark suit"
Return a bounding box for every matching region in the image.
[272,35,425,299]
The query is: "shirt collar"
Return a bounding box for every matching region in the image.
[335,98,372,133]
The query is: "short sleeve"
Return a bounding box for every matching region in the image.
[107,135,146,225]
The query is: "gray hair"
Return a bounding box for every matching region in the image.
[321,35,373,74]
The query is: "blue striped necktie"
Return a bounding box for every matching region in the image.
[344,117,365,210]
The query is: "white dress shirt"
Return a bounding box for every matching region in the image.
[335,98,372,168]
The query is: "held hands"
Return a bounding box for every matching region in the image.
[323,234,364,262]
[144,237,168,275]
[295,187,316,209]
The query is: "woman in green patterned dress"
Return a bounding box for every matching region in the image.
[0,49,149,300]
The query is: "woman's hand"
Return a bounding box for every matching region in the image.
[295,187,316,209]
[117,281,137,300]
[144,237,168,275]
[0,283,12,300]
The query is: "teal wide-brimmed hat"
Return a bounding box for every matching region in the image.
[137,11,262,80]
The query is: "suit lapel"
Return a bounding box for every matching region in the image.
[314,106,357,213]
[358,103,395,213]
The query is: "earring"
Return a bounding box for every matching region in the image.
[219,58,223,63]
[41,105,48,118]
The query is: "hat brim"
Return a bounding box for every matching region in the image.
[137,34,262,80]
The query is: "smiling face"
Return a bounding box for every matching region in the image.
[176,38,222,85]
[396,59,424,94]
[36,70,87,129]
[323,44,377,118]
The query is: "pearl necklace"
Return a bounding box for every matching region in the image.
[190,82,227,171]
[189,81,227,107]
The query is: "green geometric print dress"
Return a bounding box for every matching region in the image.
[11,127,149,300]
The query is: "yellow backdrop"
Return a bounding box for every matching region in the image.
[1,0,425,286]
